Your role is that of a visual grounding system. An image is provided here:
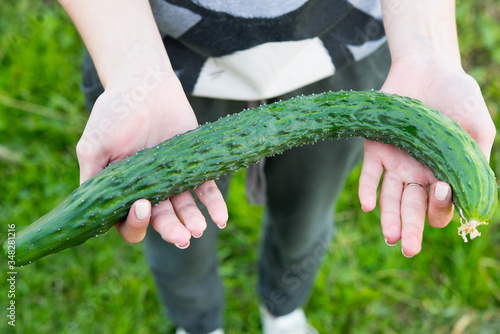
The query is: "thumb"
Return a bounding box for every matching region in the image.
[76,137,109,185]
[426,181,454,228]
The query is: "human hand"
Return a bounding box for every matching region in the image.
[77,64,228,249]
[358,60,495,257]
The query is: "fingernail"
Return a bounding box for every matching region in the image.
[175,241,190,249]
[385,237,396,246]
[135,201,149,220]
[192,232,203,238]
[401,248,412,258]
[435,182,449,202]
[218,222,226,229]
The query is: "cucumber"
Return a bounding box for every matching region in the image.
[3,90,497,266]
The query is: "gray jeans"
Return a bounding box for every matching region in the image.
[81,43,391,334]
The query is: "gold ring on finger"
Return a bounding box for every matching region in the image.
[403,182,428,193]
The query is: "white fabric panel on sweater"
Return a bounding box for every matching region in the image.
[347,0,383,19]
[192,38,335,100]
[347,37,387,61]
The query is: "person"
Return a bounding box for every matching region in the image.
[59,0,495,333]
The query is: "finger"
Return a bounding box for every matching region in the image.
[427,181,454,228]
[379,175,403,245]
[150,199,192,248]
[194,181,228,228]
[358,143,383,212]
[115,199,151,243]
[76,138,108,185]
[400,184,428,257]
[170,190,207,238]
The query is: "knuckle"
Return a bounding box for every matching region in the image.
[181,207,204,224]
[197,181,221,198]
[427,215,452,229]
[76,138,94,159]
[151,204,176,221]
[124,233,145,243]
[160,224,190,244]
[117,224,146,243]
[176,201,199,215]
[427,207,453,228]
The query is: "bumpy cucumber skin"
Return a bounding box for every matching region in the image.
[4,90,497,266]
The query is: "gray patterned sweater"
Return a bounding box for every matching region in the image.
[150,0,386,100]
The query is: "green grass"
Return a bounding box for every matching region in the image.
[1,1,500,333]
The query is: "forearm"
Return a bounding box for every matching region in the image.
[59,0,172,88]
[381,0,461,69]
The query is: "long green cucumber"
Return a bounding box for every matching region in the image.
[3,90,497,266]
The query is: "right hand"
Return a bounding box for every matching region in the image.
[77,65,228,249]
[359,57,495,257]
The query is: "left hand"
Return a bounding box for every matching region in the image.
[358,59,496,257]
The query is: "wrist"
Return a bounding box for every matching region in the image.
[60,0,173,88]
[103,42,176,90]
[383,55,468,101]
[390,53,465,79]
[388,42,463,74]
[382,0,462,71]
